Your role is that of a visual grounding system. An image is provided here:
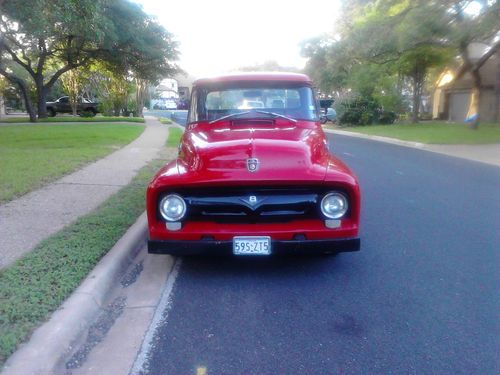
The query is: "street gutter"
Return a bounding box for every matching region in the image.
[324,128,500,167]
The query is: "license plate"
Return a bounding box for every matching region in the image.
[233,236,271,255]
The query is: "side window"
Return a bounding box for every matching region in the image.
[59,97,69,103]
[188,89,198,123]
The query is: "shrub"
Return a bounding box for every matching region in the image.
[98,100,114,116]
[338,97,397,125]
[339,97,380,125]
[79,110,96,117]
[379,111,397,124]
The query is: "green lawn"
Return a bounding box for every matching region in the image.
[0,123,144,203]
[335,122,500,144]
[166,126,183,147]
[0,155,170,365]
[0,116,145,123]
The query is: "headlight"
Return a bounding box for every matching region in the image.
[321,192,348,219]
[159,194,186,221]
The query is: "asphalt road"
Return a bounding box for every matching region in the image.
[140,135,499,374]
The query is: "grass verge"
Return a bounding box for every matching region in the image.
[0,116,145,123]
[159,117,172,125]
[331,122,500,144]
[166,126,183,147]
[0,151,173,366]
[0,123,144,203]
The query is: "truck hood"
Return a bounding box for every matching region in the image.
[175,120,330,183]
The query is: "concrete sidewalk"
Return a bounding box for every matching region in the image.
[0,117,168,269]
[325,128,500,167]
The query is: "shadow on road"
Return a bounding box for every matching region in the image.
[179,253,351,279]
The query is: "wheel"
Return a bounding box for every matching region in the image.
[48,108,56,117]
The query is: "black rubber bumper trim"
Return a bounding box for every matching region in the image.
[148,237,360,255]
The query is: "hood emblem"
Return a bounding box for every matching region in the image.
[240,195,261,207]
[247,158,260,172]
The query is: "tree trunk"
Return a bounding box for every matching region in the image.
[411,92,420,123]
[135,78,148,118]
[20,84,37,122]
[35,76,48,119]
[0,70,37,122]
[469,69,481,129]
[0,93,5,117]
[411,75,421,123]
[410,62,426,124]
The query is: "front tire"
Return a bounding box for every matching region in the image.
[48,108,56,117]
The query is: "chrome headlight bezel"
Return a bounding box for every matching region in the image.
[320,192,348,219]
[159,194,187,222]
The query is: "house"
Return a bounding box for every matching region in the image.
[150,78,179,109]
[433,43,500,123]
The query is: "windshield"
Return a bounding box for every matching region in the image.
[188,85,319,123]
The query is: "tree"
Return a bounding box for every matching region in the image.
[338,1,452,122]
[303,0,499,124]
[60,68,85,116]
[440,0,500,127]
[0,0,178,121]
[0,0,104,119]
[0,62,37,121]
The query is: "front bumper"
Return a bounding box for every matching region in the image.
[148,237,360,256]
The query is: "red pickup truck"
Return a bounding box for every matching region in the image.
[146,72,361,256]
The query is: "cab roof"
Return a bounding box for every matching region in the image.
[193,72,312,86]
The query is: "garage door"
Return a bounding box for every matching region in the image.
[449,92,471,122]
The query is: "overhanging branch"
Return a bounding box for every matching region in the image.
[0,39,36,77]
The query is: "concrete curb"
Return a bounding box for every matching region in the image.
[324,128,426,149]
[1,212,148,375]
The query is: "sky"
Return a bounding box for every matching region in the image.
[134,0,342,78]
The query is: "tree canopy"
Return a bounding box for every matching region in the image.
[0,0,179,120]
[302,0,499,124]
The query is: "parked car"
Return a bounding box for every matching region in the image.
[320,107,337,124]
[153,99,178,110]
[46,96,98,116]
[177,99,190,110]
[164,99,177,110]
[146,72,361,256]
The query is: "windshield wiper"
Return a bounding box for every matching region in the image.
[255,110,297,123]
[209,111,251,124]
